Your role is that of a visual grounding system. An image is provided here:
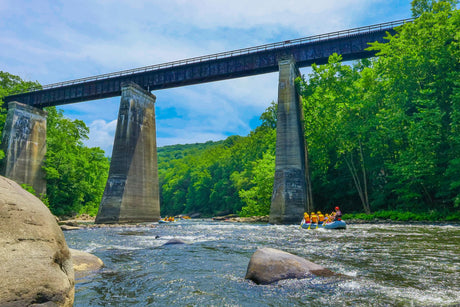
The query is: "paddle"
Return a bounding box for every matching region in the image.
[299,218,305,229]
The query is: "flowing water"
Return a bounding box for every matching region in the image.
[64,220,460,306]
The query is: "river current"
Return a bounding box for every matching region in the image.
[64,220,460,306]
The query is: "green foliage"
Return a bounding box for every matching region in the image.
[158,114,276,217]
[366,3,460,210]
[343,210,460,222]
[235,151,275,217]
[296,2,460,216]
[20,183,36,194]
[44,107,110,216]
[411,0,458,17]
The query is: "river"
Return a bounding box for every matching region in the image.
[64,220,460,306]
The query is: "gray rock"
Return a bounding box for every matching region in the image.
[245,247,335,285]
[0,176,74,306]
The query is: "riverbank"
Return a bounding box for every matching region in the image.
[58,214,158,230]
[58,213,459,230]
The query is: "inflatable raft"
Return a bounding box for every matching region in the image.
[159,219,175,224]
[322,220,346,229]
[301,220,346,229]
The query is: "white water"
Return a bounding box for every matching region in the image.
[65,221,460,306]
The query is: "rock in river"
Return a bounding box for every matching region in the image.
[70,249,104,279]
[245,247,335,285]
[0,176,74,306]
[163,238,188,246]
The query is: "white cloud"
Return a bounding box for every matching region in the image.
[84,119,117,154]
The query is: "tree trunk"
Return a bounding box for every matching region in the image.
[344,147,371,214]
[359,140,371,214]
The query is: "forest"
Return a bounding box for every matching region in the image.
[0,1,458,221]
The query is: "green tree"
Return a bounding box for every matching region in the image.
[368,1,460,210]
[298,54,374,213]
[411,0,458,17]
[234,152,275,216]
[158,105,276,217]
[45,107,109,216]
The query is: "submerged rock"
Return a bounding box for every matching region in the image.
[0,176,75,306]
[70,249,104,279]
[163,238,188,245]
[245,247,335,285]
[60,224,81,231]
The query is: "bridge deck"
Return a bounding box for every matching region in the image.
[4,19,411,108]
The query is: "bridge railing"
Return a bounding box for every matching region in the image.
[36,18,412,91]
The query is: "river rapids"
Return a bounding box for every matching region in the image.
[64,220,460,306]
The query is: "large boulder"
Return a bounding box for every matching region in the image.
[0,176,74,306]
[245,248,335,285]
[70,249,104,279]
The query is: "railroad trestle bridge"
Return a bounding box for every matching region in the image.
[1,19,411,224]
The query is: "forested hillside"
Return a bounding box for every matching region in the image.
[158,110,276,217]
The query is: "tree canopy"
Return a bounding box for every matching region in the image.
[44,107,110,216]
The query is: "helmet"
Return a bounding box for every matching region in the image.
[335,206,339,210]
[311,212,315,215]
[317,211,321,214]
[304,212,309,216]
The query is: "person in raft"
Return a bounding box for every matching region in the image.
[334,206,342,221]
[317,211,325,224]
[311,212,319,225]
[302,212,310,225]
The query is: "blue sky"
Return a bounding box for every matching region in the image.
[0,0,411,155]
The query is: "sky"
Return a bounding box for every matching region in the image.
[0,0,411,155]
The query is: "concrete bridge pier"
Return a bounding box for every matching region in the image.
[95,82,160,224]
[269,56,311,225]
[0,101,47,196]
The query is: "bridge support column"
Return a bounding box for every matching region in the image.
[96,82,160,224]
[0,102,47,196]
[269,56,311,224]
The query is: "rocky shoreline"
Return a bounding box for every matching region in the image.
[57,214,272,230]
